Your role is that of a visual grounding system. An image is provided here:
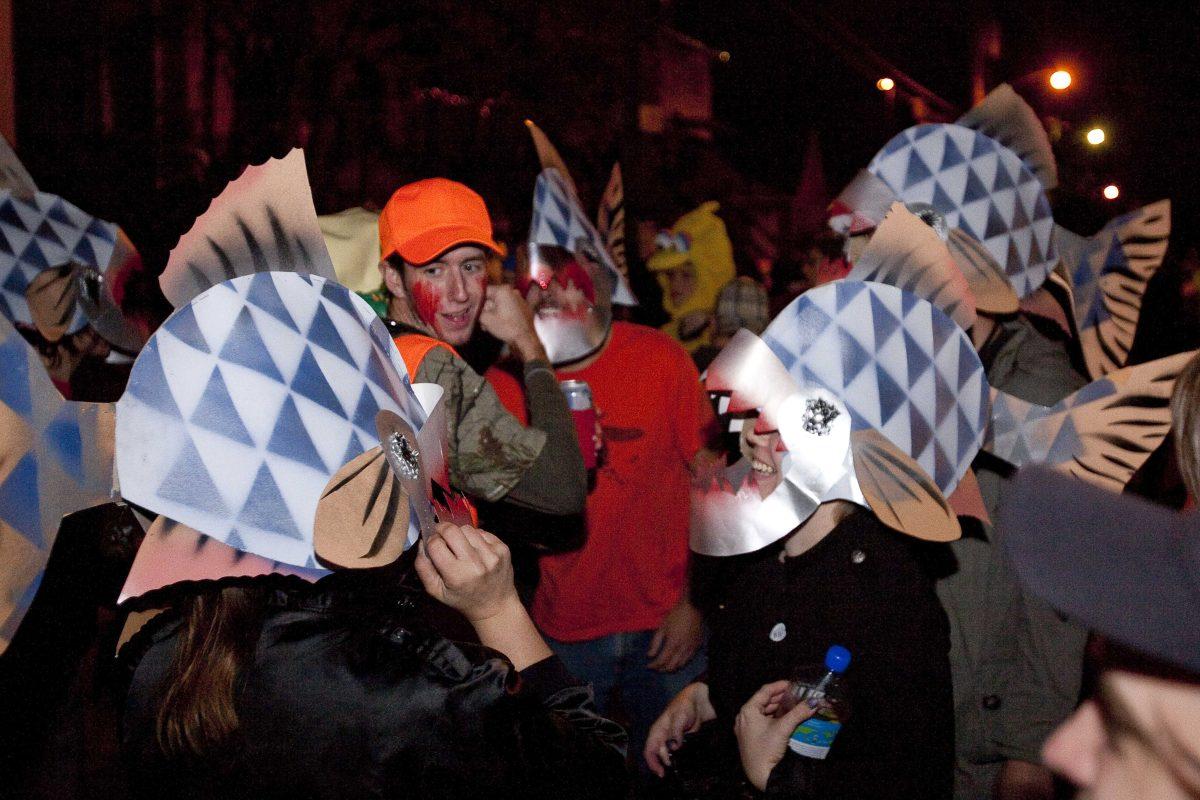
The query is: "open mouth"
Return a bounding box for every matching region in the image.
[439,309,474,329]
[536,304,590,321]
[750,458,777,475]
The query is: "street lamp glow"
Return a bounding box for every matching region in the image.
[1103,184,1120,200]
[1049,70,1073,91]
[1087,128,1106,145]
[876,77,895,92]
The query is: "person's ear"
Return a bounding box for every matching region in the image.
[380,259,408,299]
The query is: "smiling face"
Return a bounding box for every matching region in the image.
[740,423,784,497]
[384,245,488,346]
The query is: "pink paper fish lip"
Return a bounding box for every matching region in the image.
[119,516,324,605]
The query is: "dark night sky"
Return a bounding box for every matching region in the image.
[12,1,1200,277]
[673,0,1200,242]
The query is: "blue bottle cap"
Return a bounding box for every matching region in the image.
[825,645,851,673]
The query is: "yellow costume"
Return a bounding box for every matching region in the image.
[647,201,735,352]
[318,207,389,316]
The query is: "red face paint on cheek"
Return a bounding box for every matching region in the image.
[409,280,442,329]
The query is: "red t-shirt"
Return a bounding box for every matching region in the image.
[486,322,713,641]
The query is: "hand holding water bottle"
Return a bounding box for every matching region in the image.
[735,680,818,791]
[784,645,852,759]
[735,645,852,790]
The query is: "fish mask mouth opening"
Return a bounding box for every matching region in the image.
[691,328,859,557]
[521,243,612,365]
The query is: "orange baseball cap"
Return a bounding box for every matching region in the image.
[378,178,501,265]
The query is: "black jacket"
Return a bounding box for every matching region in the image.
[120,573,627,799]
[680,508,955,799]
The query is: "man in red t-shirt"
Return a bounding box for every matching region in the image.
[486,241,716,768]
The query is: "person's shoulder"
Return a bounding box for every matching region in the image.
[610,322,696,368]
[413,339,478,382]
[612,320,676,348]
[483,357,526,402]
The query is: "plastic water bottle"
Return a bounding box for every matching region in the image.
[786,645,852,760]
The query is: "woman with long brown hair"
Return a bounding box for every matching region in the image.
[121,521,628,799]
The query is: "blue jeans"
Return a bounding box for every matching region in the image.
[547,629,707,773]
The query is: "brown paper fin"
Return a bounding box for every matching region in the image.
[118,514,321,603]
[0,133,37,198]
[313,446,411,569]
[525,119,578,198]
[958,83,1058,191]
[25,264,79,343]
[597,163,628,280]
[159,149,336,308]
[1063,351,1190,491]
[116,608,167,655]
[851,203,977,331]
[946,467,989,525]
[988,350,1192,493]
[851,429,961,541]
[946,228,1019,315]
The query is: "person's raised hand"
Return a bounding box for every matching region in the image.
[478,284,547,362]
[644,682,716,777]
[734,680,815,791]
[414,522,518,622]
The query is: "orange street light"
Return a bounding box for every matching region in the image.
[1087,127,1106,145]
[876,77,895,92]
[1103,184,1120,200]
[1049,69,1073,91]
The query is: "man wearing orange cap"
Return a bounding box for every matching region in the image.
[377,178,587,546]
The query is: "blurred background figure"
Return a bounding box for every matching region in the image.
[647,202,736,354]
[691,275,769,371]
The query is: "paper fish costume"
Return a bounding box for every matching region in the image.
[114,151,468,604]
[692,280,989,556]
[525,120,637,307]
[526,163,639,364]
[0,313,114,654]
[868,122,1057,300]
[0,134,147,362]
[956,86,1172,378]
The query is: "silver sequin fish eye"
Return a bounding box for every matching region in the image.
[388,433,421,479]
[904,201,949,241]
[79,267,104,303]
[802,397,841,436]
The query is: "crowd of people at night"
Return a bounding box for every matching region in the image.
[2,79,1200,800]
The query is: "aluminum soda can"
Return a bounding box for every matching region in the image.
[560,379,598,469]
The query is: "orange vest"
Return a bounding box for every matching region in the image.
[389,332,478,525]
[391,332,459,379]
